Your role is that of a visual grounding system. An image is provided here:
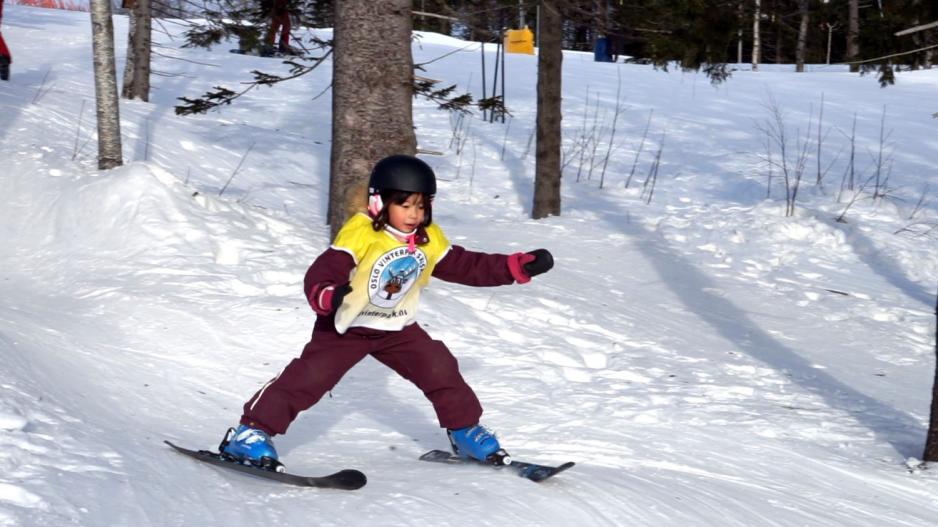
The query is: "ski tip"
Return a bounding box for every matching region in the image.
[330,469,367,490]
[528,461,575,482]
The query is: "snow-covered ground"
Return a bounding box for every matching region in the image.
[2,5,938,526]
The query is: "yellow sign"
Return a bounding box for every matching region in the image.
[504,27,535,55]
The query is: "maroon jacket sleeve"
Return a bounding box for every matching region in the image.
[432,245,517,287]
[303,248,356,313]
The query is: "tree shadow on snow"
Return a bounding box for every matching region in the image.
[591,197,925,459]
[648,231,923,456]
[829,220,935,308]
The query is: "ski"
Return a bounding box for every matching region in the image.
[165,441,367,490]
[229,49,285,58]
[419,449,574,482]
[229,49,300,58]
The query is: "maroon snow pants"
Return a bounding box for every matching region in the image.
[240,323,483,435]
[266,0,291,49]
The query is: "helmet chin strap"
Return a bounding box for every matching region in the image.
[385,223,418,253]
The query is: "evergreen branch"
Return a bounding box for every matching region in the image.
[175,49,333,116]
[251,71,283,86]
[413,77,478,116]
[478,95,511,121]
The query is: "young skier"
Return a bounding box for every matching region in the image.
[220,154,553,470]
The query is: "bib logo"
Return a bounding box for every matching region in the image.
[368,247,427,308]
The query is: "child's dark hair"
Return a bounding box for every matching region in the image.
[371,189,433,231]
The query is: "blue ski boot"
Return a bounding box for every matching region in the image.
[447,424,511,465]
[220,424,284,472]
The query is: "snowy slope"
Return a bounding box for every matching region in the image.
[2,5,938,526]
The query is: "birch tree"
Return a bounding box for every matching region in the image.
[752,0,761,70]
[532,0,563,219]
[90,0,123,169]
[737,2,744,64]
[121,0,152,102]
[329,0,416,236]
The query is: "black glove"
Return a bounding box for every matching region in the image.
[523,249,554,278]
[331,284,352,311]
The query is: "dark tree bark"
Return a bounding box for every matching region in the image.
[924,286,938,461]
[846,0,860,72]
[795,0,809,72]
[121,9,137,98]
[90,0,123,169]
[329,0,417,237]
[532,0,562,219]
[122,0,151,102]
[774,9,784,64]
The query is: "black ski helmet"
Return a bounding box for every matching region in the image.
[368,155,437,196]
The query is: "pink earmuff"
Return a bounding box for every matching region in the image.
[367,193,384,217]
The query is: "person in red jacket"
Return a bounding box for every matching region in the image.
[265,0,292,55]
[0,0,11,81]
[218,155,554,471]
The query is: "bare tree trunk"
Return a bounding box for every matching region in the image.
[795,0,809,72]
[924,286,938,461]
[90,0,123,170]
[752,0,761,71]
[737,2,744,64]
[121,0,151,101]
[596,0,608,39]
[121,12,137,98]
[329,0,416,237]
[532,0,562,219]
[775,11,783,64]
[131,0,151,101]
[847,0,860,72]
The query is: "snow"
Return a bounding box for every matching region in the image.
[2,4,938,526]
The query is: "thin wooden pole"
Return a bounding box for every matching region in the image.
[501,27,506,123]
[480,39,487,122]
[491,35,500,123]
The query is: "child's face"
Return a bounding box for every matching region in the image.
[386,193,426,233]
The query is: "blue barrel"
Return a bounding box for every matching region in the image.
[594,37,614,62]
